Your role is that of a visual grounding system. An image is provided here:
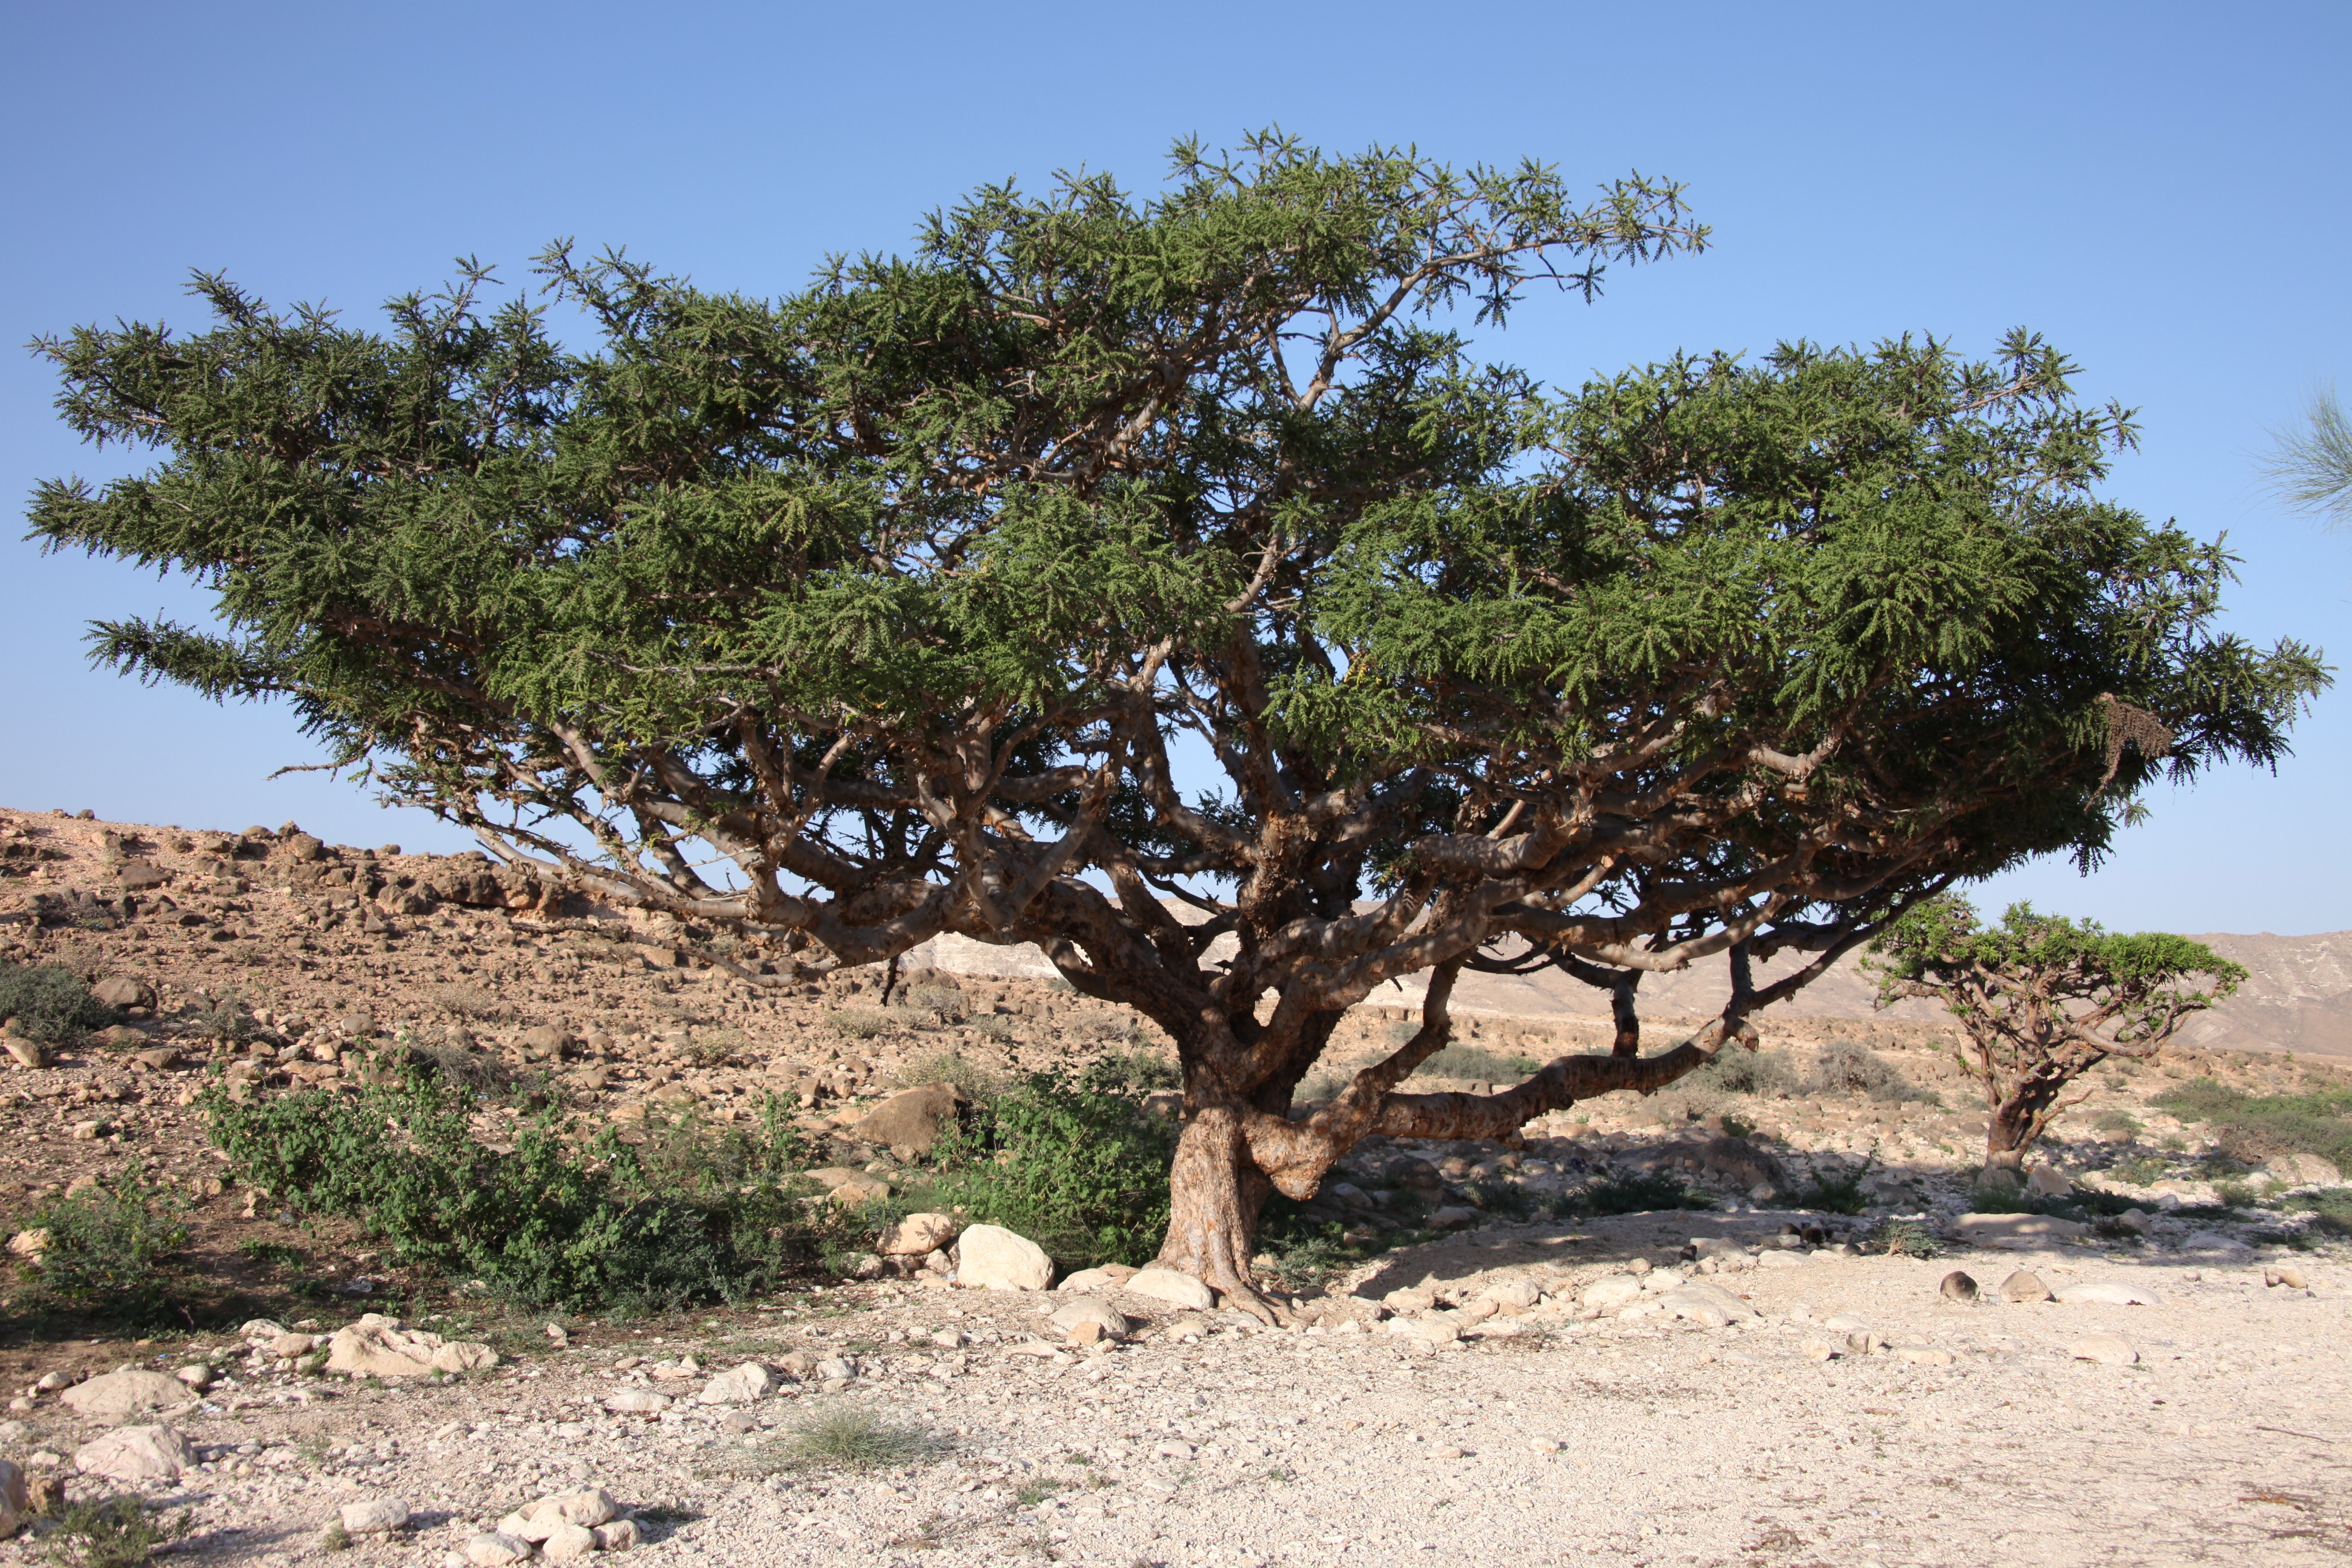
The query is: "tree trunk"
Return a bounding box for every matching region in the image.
[1156,1101,1273,1292]
[1984,1090,2052,1175]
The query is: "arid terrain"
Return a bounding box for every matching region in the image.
[2,805,2348,1568]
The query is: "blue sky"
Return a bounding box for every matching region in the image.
[3,2,2346,934]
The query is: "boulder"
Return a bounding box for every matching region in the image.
[1125,1267,1216,1310]
[541,1522,598,1562]
[877,1211,961,1257]
[1049,1299,1132,1341]
[956,1224,1054,1291]
[1581,1275,1646,1310]
[6,1230,49,1259]
[602,1389,671,1414]
[1699,1134,1788,1192]
[1951,1212,2091,1249]
[461,1531,535,1567]
[2069,1333,2139,1366]
[73,1423,194,1481]
[61,1369,190,1421]
[848,1084,964,1156]
[2026,1166,2072,1198]
[517,1024,570,1060]
[432,1341,500,1373]
[115,862,171,891]
[0,1458,24,1542]
[1478,1276,1544,1311]
[2264,1152,2343,1186]
[89,975,153,1010]
[827,1175,892,1207]
[1654,1281,1758,1327]
[325,1314,496,1378]
[338,1498,411,1535]
[594,1519,640,1551]
[2000,1269,2054,1302]
[2054,1280,2159,1306]
[696,1362,779,1404]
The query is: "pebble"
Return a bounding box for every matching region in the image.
[338,1498,411,1535]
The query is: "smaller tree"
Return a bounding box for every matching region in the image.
[2262,386,2352,530]
[1867,897,2246,1179]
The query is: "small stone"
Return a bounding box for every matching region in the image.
[1126,1267,1218,1310]
[271,1332,318,1359]
[813,1356,857,1383]
[2054,1280,2159,1306]
[173,1365,212,1390]
[1431,1445,1466,1460]
[6,1230,50,1259]
[32,1372,71,1393]
[697,1362,779,1405]
[1940,1271,1978,1301]
[0,1458,24,1542]
[461,1531,534,1567]
[2000,1270,2053,1303]
[73,1423,194,1481]
[1049,1299,1130,1341]
[956,1224,1054,1290]
[1528,1438,1562,1453]
[338,1498,411,1535]
[1897,1347,1955,1366]
[593,1518,640,1551]
[2264,1266,2309,1290]
[1801,1338,1839,1362]
[2026,1166,2072,1198]
[5,1040,46,1069]
[602,1389,672,1414]
[1581,1275,1646,1310]
[2069,1333,2139,1366]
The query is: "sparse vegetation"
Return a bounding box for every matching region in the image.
[784,1406,941,1470]
[1690,1046,1802,1098]
[1806,1040,1928,1104]
[896,1049,1008,1100]
[900,982,969,1024]
[1796,1155,1876,1216]
[1414,1044,1540,1081]
[37,1495,188,1568]
[0,959,115,1043]
[13,1176,190,1322]
[826,1008,896,1041]
[1567,1171,1716,1218]
[2153,1077,2352,1177]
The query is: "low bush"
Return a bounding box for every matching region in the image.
[895,1049,1008,1100]
[204,1068,846,1313]
[1796,1156,1875,1215]
[38,1494,189,1568]
[1566,1171,1716,1217]
[1806,1040,1933,1104]
[826,1008,896,1040]
[12,1177,191,1323]
[925,1065,1179,1268]
[0,960,115,1043]
[2093,1108,2142,1136]
[2153,1077,2352,1177]
[783,1407,941,1470]
[1412,1043,1539,1082]
[1688,1046,1802,1098]
[899,982,968,1024]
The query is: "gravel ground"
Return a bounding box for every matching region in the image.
[5,1215,2346,1568]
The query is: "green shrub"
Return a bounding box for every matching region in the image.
[38,1495,189,1568]
[895,1049,1008,1100]
[1083,1048,1181,1094]
[926,1069,1178,1268]
[203,1069,843,1313]
[2093,1108,2142,1135]
[2153,1077,2352,1176]
[0,960,115,1043]
[826,1008,895,1040]
[1875,1219,1939,1258]
[900,982,968,1024]
[966,1013,1015,1043]
[1796,1156,1875,1215]
[15,1177,190,1322]
[782,1407,941,1470]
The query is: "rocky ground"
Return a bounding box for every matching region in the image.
[3,805,2350,1566]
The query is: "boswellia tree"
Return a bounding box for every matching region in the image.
[1868,897,2247,1178]
[29,135,2325,1308]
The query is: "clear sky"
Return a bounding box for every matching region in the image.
[3,2,2346,934]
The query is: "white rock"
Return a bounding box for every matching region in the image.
[240,1318,289,1340]
[696,1362,779,1404]
[2069,1333,2139,1366]
[1049,1300,1131,1340]
[2026,1166,2073,1198]
[2176,1230,2250,1254]
[532,1489,620,1528]
[60,1369,190,1420]
[1126,1267,1216,1310]
[338,1498,411,1535]
[1056,1267,1119,1292]
[1388,1314,1461,1343]
[461,1531,534,1567]
[2054,1280,2160,1306]
[593,1518,640,1551]
[602,1389,672,1414]
[431,1341,500,1373]
[956,1224,1054,1290]
[1479,1277,1543,1310]
[1580,1275,1646,1310]
[813,1356,857,1382]
[541,1522,598,1563]
[325,1315,442,1378]
[1656,1281,1758,1327]
[73,1423,194,1481]
[1757,1250,1805,1269]
[876,1212,960,1256]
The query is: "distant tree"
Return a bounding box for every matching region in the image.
[28,134,2325,1307]
[2262,387,2352,530]
[1867,896,2247,1179]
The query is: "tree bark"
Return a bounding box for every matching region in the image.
[1156,1100,1272,1293]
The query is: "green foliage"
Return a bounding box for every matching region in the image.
[203,1069,836,1312]
[1567,1171,1716,1218]
[782,1407,940,1471]
[926,1069,1179,1267]
[895,1049,1008,1101]
[2262,387,2352,530]
[1874,1219,1939,1258]
[15,1177,190,1322]
[39,1497,189,1568]
[2153,1077,2352,1177]
[1796,1156,1876,1215]
[2093,1108,2142,1135]
[1083,1048,1182,1093]
[0,961,115,1044]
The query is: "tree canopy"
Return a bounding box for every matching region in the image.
[1867,896,2248,1170]
[29,133,2327,1290]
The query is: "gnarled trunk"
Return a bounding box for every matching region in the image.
[1155,1100,1275,1292]
[1984,1081,2062,1174]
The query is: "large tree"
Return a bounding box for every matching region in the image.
[1867,897,2246,1177]
[29,135,2325,1308]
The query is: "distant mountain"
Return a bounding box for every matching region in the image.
[910,923,2352,1058]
